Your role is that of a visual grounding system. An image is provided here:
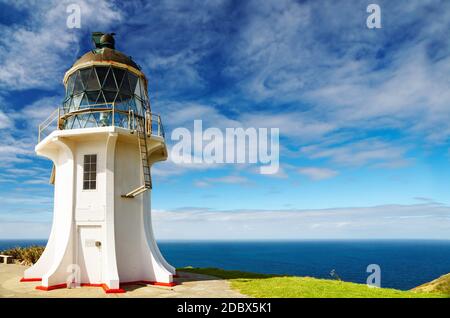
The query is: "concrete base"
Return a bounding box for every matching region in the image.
[1,264,245,298]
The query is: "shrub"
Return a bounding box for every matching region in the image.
[1,246,45,266]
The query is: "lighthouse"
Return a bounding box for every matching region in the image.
[21,33,175,293]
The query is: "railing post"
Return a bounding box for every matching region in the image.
[128,109,131,130]
[157,115,161,137]
[145,111,150,136]
[57,107,60,130]
[112,102,115,127]
[150,112,153,136]
[145,111,148,135]
[131,110,134,130]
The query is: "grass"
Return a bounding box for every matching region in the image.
[179,267,449,298]
[1,246,447,298]
[413,273,450,295]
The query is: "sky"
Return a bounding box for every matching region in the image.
[0,0,449,240]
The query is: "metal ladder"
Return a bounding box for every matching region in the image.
[122,116,152,198]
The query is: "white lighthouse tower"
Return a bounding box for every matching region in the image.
[21,33,175,293]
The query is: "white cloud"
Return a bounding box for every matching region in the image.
[239,112,335,142]
[17,96,62,127]
[144,49,207,94]
[0,95,61,169]
[152,203,450,240]
[223,0,450,145]
[298,167,338,180]
[0,138,35,166]
[0,0,122,90]
[0,95,58,182]
[159,101,240,129]
[301,138,409,168]
[194,175,251,187]
[145,0,450,176]
[0,194,52,206]
[23,177,51,185]
[0,111,13,129]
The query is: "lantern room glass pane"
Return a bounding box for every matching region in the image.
[120,93,132,103]
[134,78,141,97]
[79,94,89,109]
[73,71,84,94]
[99,113,110,126]
[85,69,100,91]
[63,98,70,112]
[135,97,142,114]
[67,98,75,112]
[83,113,96,128]
[103,91,117,103]
[139,78,146,99]
[80,68,91,87]
[96,91,106,104]
[128,73,138,93]
[120,73,132,95]
[103,68,117,91]
[86,91,99,105]
[63,65,149,130]
[113,68,125,88]
[95,67,109,86]
[66,75,75,98]
[72,93,83,109]
[72,116,82,129]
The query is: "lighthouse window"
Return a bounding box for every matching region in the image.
[83,154,97,190]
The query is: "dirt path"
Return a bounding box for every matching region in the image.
[0,264,246,298]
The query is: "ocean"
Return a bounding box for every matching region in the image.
[1,239,449,290]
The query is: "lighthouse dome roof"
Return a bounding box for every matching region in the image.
[63,33,145,85]
[72,47,141,71]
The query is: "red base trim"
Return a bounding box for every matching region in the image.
[33,279,176,293]
[36,283,67,291]
[80,283,103,287]
[118,280,177,287]
[119,281,145,287]
[103,284,126,294]
[34,282,126,293]
[20,277,42,282]
[141,280,177,287]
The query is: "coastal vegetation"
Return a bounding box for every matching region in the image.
[180,267,448,298]
[1,246,44,266]
[413,273,450,295]
[1,246,447,298]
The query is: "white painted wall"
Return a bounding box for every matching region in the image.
[114,139,173,283]
[25,127,174,289]
[75,140,107,222]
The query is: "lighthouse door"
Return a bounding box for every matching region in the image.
[77,226,102,284]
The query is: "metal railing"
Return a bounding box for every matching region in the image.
[38,108,61,143]
[38,102,165,143]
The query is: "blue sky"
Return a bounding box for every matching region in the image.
[0,0,449,240]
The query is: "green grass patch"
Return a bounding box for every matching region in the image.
[178,267,448,298]
[413,273,450,294]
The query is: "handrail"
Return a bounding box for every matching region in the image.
[38,108,60,143]
[38,102,165,143]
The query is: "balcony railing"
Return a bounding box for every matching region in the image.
[38,103,165,143]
